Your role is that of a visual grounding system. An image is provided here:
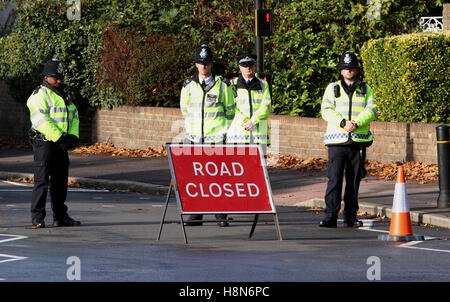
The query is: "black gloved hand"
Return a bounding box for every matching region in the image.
[56,133,70,151]
[66,134,79,150]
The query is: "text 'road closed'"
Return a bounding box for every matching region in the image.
[186,161,260,198]
[167,144,276,213]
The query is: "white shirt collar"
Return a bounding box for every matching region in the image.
[199,74,213,85]
[242,76,254,83]
[343,79,355,87]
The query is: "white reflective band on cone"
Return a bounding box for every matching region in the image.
[391,183,410,213]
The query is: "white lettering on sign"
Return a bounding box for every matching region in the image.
[185,183,260,198]
[187,161,259,198]
[223,183,234,197]
[206,162,218,176]
[209,183,222,197]
[192,162,244,176]
[220,162,231,176]
[186,183,198,197]
[193,162,204,176]
[232,162,244,176]
[248,183,260,197]
[236,183,246,197]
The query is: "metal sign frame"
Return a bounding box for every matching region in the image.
[156,143,282,244]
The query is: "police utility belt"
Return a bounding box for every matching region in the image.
[28,128,48,142]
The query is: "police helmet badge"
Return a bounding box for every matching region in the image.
[199,48,208,59]
[344,53,352,64]
[57,62,63,74]
[51,58,63,74]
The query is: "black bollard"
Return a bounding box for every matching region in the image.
[436,125,450,208]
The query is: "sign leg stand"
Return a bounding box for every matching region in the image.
[249,214,259,239]
[179,213,188,245]
[274,214,283,241]
[156,180,173,241]
[156,179,189,244]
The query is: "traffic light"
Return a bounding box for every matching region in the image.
[255,9,272,37]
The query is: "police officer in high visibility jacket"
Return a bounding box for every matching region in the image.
[320,51,376,228]
[180,44,235,227]
[226,54,271,153]
[26,58,81,228]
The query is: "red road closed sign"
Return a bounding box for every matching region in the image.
[167,144,276,214]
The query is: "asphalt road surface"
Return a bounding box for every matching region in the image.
[0,180,449,285]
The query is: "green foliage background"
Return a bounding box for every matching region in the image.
[361,31,449,124]
[0,0,444,122]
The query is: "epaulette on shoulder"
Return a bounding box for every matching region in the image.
[333,82,341,98]
[32,86,41,95]
[220,76,231,86]
[182,78,193,87]
[359,81,367,95]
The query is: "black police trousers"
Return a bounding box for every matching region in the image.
[30,139,70,223]
[324,145,366,221]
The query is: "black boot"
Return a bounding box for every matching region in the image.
[215,214,229,227]
[319,217,337,228]
[343,218,363,228]
[184,214,203,226]
[53,216,81,227]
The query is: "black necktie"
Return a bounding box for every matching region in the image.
[201,81,207,90]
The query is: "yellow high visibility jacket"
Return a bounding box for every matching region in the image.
[226,76,271,144]
[321,80,376,146]
[27,84,79,142]
[180,74,235,143]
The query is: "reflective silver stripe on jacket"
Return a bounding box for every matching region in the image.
[42,87,53,108]
[186,111,226,119]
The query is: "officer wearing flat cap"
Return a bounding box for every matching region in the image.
[180,44,235,227]
[26,58,81,228]
[320,51,376,228]
[226,53,271,154]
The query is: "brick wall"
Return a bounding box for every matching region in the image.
[92,105,441,164]
[0,81,30,141]
[0,80,92,144]
[92,106,185,149]
[0,80,441,164]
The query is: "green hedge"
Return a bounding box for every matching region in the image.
[0,0,442,120]
[361,31,449,124]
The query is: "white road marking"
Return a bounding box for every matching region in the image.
[0,234,28,281]
[359,222,450,253]
[1,180,110,192]
[1,181,32,187]
[399,240,450,253]
[0,234,28,244]
[0,189,110,192]
[0,254,28,264]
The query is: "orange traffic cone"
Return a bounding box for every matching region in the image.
[378,165,424,242]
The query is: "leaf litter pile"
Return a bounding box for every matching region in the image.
[71,142,167,157]
[71,142,438,184]
[268,154,438,184]
[0,140,438,184]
